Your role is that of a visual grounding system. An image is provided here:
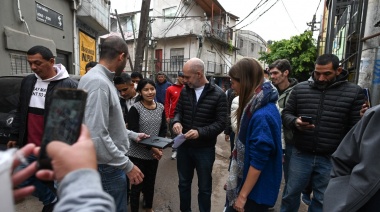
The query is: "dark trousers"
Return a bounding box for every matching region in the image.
[17,155,57,206]
[129,156,159,212]
[177,146,215,212]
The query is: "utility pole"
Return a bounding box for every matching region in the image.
[134,0,151,73]
[307,15,320,33]
[115,9,134,72]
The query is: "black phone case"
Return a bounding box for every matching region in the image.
[37,88,87,170]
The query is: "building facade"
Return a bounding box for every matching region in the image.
[235,30,267,67]
[110,0,239,89]
[0,0,110,76]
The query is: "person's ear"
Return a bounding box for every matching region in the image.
[118,53,126,61]
[284,70,289,77]
[49,58,55,65]
[336,67,343,75]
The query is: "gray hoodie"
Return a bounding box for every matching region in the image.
[78,64,138,173]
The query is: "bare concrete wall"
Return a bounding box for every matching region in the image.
[0,0,74,75]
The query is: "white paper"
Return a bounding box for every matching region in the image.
[0,148,17,212]
[172,134,186,148]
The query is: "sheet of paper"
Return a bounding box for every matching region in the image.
[172,134,186,148]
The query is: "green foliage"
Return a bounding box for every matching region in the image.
[259,31,317,82]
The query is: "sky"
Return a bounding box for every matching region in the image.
[111,0,324,42]
[218,0,324,41]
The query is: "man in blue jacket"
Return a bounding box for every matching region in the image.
[155,71,171,105]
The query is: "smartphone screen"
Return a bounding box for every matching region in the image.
[363,88,371,108]
[38,88,87,170]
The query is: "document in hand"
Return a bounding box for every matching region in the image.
[139,136,174,149]
[172,134,186,148]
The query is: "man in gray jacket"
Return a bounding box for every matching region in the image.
[324,105,380,212]
[78,36,147,212]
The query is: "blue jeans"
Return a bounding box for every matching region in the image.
[98,164,128,212]
[282,143,294,196]
[16,155,56,205]
[177,146,215,212]
[280,147,331,212]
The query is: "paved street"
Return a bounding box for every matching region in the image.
[15,133,307,212]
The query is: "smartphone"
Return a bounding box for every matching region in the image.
[363,88,371,108]
[301,116,313,124]
[37,88,87,170]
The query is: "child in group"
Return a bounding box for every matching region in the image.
[127,79,167,212]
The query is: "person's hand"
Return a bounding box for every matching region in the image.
[166,118,170,123]
[225,134,230,142]
[295,117,315,131]
[172,123,183,135]
[135,133,150,142]
[11,143,37,201]
[151,147,163,160]
[36,125,97,182]
[7,140,17,149]
[233,194,247,212]
[184,129,199,139]
[360,102,369,117]
[126,165,144,185]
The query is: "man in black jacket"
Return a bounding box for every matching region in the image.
[172,58,227,212]
[8,45,78,212]
[280,54,364,212]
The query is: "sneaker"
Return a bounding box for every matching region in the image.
[301,193,311,206]
[171,151,177,160]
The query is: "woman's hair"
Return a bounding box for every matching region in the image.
[136,79,156,101]
[228,58,264,130]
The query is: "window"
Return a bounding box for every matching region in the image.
[251,43,255,52]
[163,6,177,22]
[10,53,32,75]
[170,48,184,72]
[240,39,243,48]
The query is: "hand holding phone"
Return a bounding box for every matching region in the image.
[363,88,371,108]
[38,88,87,170]
[300,116,313,124]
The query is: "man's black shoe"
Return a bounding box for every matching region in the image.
[42,201,56,212]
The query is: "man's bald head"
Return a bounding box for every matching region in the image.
[182,58,208,88]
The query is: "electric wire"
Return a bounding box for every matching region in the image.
[280,0,299,33]
[228,0,269,29]
[236,0,280,31]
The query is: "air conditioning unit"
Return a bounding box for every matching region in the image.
[183,0,191,5]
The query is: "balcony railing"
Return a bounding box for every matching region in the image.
[203,21,232,44]
[153,59,229,76]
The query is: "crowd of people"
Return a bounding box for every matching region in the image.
[4,35,379,212]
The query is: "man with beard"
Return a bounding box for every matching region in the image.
[78,36,147,212]
[280,54,364,212]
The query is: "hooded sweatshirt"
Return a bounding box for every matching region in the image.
[27,64,70,146]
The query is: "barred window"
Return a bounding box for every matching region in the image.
[10,53,32,75]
